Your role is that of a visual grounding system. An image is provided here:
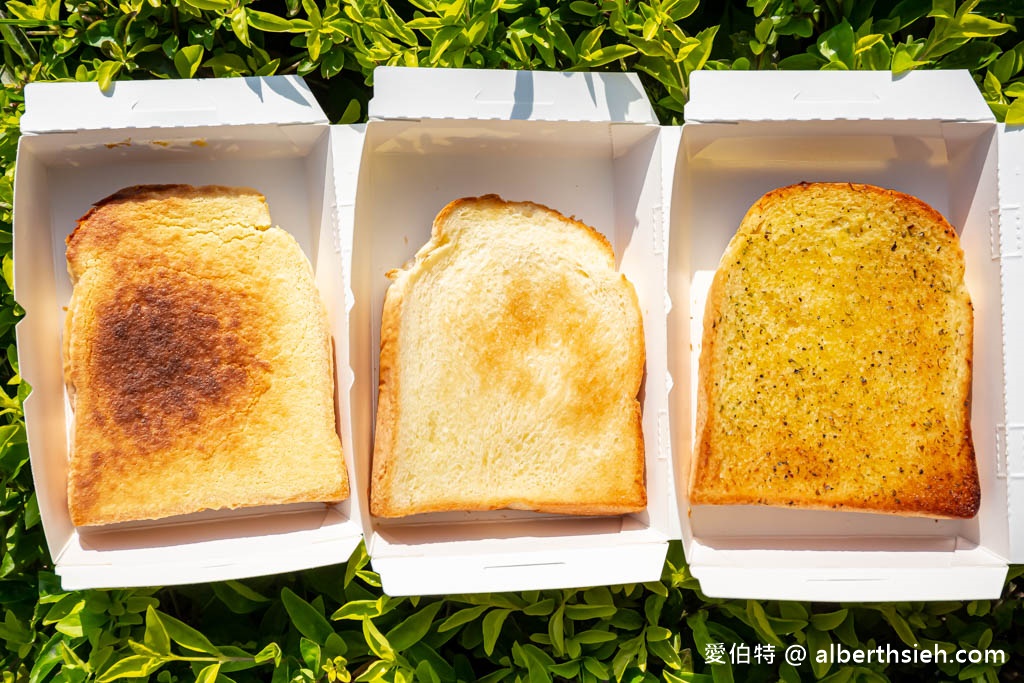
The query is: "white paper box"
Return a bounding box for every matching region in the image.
[15,76,364,589]
[669,70,1017,601]
[997,125,1024,565]
[353,68,675,596]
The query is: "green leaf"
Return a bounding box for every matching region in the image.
[429,25,461,64]
[95,61,121,92]
[665,0,699,20]
[929,0,955,20]
[582,44,637,67]
[230,7,250,47]
[523,599,555,616]
[247,9,311,32]
[810,609,849,632]
[180,0,232,10]
[363,618,396,661]
[143,606,170,655]
[817,19,855,68]
[892,42,929,73]
[578,629,618,645]
[332,599,384,621]
[807,628,832,679]
[307,30,323,62]
[820,668,854,683]
[211,581,270,615]
[1008,96,1024,123]
[405,17,444,29]
[570,1,599,16]
[482,608,511,655]
[855,34,885,54]
[282,588,334,645]
[338,98,361,124]
[992,44,1024,82]
[548,604,565,656]
[195,663,220,683]
[386,601,442,651]
[776,16,814,37]
[300,637,321,670]
[880,608,918,647]
[173,44,204,78]
[565,604,617,620]
[96,655,163,682]
[203,52,249,76]
[955,14,1013,39]
[254,643,282,665]
[683,25,718,75]
[745,601,784,647]
[158,611,220,655]
[610,609,644,631]
[29,633,64,683]
[578,25,604,55]
[415,660,441,683]
[438,605,488,632]
[779,52,827,69]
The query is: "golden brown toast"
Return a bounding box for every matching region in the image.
[65,184,348,526]
[691,182,978,518]
[371,195,646,518]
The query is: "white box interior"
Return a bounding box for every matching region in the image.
[15,123,363,588]
[350,117,673,595]
[668,117,1009,599]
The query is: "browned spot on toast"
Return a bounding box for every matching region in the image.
[92,268,269,451]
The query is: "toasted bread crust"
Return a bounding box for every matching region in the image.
[371,195,645,517]
[692,182,978,519]
[65,184,348,526]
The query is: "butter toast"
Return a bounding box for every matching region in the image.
[371,195,646,517]
[691,182,978,518]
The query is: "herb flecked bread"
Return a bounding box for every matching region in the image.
[371,195,646,518]
[64,185,348,526]
[691,182,979,518]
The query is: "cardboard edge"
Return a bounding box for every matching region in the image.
[13,135,75,565]
[997,123,1024,563]
[57,531,363,590]
[369,66,658,124]
[373,541,669,597]
[692,565,1009,602]
[21,76,328,134]
[687,70,995,124]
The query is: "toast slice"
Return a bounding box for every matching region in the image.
[691,182,978,518]
[371,195,646,518]
[65,185,348,526]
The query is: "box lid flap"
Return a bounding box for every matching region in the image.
[55,509,362,590]
[997,124,1024,563]
[21,76,327,133]
[687,539,1007,601]
[369,66,657,123]
[372,536,668,596]
[687,70,994,124]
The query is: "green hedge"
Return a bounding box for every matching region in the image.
[1,0,1023,681]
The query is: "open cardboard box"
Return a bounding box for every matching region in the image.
[669,70,1021,601]
[14,77,365,588]
[15,68,1024,599]
[350,68,676,596]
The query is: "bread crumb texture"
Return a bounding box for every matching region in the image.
[372,195,646,517]
[692,182,979,519]
[65,185,348,526]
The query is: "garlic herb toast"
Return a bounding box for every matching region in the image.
[692,182,978,518]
